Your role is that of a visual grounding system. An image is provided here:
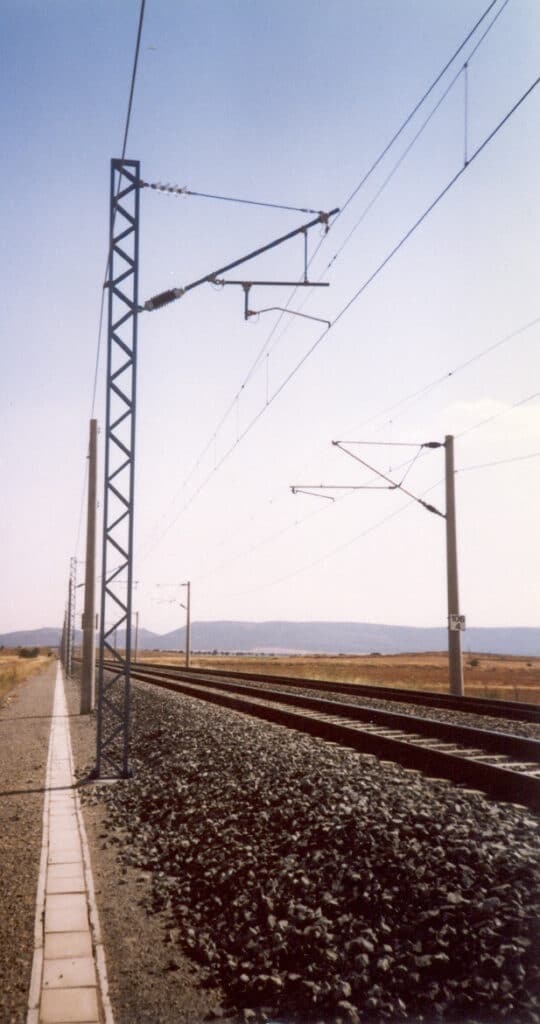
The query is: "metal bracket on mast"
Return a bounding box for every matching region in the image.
[212,278,329,321]
[95,158,140,779]
[142,207,339,314]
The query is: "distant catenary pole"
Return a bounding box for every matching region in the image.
[134,611,139,663]
[81,419,97,713]
[445,435,464,696]
[185,581,191,669]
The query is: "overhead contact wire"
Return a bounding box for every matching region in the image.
[459,451,540,472]
[248,0,513,386]
[231,478,446,598]
[121,0,146,160]
[139,77,540,560]
[170,0,512,499]
[271,73,540,411]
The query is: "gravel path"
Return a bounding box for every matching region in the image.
[81,681,540,1024]
[0,660,56,1024]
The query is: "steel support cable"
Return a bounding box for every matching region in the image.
[89,0,145,419]
[137,78,539,564]
[226,75,540,447]
[196,312,539,560]
[340,315,540,438]
[140,180,324,215]
[456,391,540,439]
[164,0,506,504]
[275,0,508,294]
[142,445,424,580]
[171,444,424,581]
[458,451,540,472]
[230,478,446,598]
[185,450,431,590]
[336,0,502,223]
[69,2,145,671]
[268,73,540,413]
[332,442,444,518]
[150,210,337,498]
[250,67,466,373]
[189,503,330,585]
[75,1,146,571]
[229,0,512,420]
[121,0,146,160]
[89,0,147,416]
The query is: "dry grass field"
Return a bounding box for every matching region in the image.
[0,650,53,702]
[137,650,540,704]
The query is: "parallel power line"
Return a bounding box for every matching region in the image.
[341,316,540,437]
[231,479,446,599]
[196,388,539,599]
[229,435,539,601]
[155,312,538,579]
[459,452,540,472]
[263,0,512,357]
[161,0,510,514]
[137,72,540,562]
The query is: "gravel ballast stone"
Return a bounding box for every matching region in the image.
[82,683,540,1023]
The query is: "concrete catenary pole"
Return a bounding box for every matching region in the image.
[66,573,73,678]
[134,611,139,664]
[60,610,67,667]
[445,435,464,696]
[185,581,191,669]
[81,419,97,713]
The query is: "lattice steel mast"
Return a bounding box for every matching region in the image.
[95,159,140,778]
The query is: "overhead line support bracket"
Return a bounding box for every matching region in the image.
[142,208,339,314]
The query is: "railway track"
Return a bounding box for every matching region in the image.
[104,661,540,810]
[132,659,540,724]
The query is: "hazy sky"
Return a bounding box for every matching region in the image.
[1,0,539,636]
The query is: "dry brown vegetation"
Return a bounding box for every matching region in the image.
[137,650,540,704]
[0,650,53,702]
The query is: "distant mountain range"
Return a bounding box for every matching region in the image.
[1,622,539,656]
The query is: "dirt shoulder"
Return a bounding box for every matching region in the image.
[65,674,226,1024]
[0,660,56,1024]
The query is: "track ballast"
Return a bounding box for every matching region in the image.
[106,662,540,810]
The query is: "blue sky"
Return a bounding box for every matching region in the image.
[1,0,539,636]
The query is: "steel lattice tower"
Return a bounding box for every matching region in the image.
[96,158,140,778]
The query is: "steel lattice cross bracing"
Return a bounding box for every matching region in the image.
[96,158,140,778]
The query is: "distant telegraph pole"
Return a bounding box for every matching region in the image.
[445,435,464,696]
[81,419,98,713]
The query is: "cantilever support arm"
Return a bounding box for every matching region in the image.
[142,208,339,312]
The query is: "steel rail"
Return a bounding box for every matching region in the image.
[103,662,540,810]
[129,660,540,724]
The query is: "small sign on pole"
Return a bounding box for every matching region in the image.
[449,613,466,631]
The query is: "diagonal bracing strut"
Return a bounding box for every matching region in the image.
[142,208,339,313]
